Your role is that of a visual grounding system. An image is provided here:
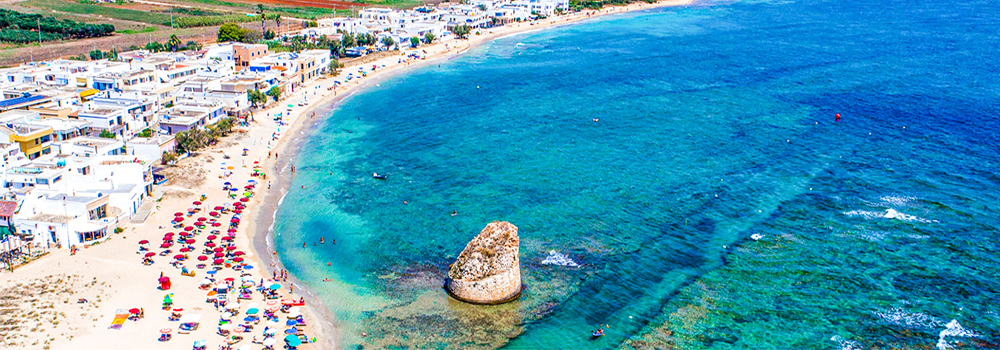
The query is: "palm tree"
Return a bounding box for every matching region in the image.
[168,34,182,52]
[274,15,282,36]
[257,4,266,37]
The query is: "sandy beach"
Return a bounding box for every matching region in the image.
[0,1,692,349]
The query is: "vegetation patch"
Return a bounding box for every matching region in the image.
[0,9,114,43]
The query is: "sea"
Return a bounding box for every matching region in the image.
[272,0,1000,348]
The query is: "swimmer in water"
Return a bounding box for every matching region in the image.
[327,262,331,266]
[320,237,324,244]
[302,243,306,248]
[452,210,457,216]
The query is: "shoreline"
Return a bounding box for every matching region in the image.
[246,0,695,348]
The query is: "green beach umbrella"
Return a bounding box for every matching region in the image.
[269,283,281,290]
[246,308,259,315]
[285,334,302,346]
[288,104,293,108]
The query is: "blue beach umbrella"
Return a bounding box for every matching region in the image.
[246,308,259,315]
[285,328,298,334]
[285,335,302,346]
[193,340,207,347]
[269,283,281,290]
[285,319,297,326]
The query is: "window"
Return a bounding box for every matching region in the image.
[36,178,48,185]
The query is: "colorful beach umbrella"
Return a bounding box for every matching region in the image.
[233,257,244,262]
[179,247,190,253]
[144,252,155,257]
[184,226,194,231]
[206,242,216,247]
[207,235,217,240]
[160,243,171,248]
[173,254,185,259]
[212,222,222,227]
[197,255,208,261]
[214,253,224,258]
[232,251,244,256]
[233,209,243,214]
[138,239,148,244]
[213,259,224,264]
[197,217,207,222]
[214,206,224,211]
[185,239,195,244]
[193,201,202,205]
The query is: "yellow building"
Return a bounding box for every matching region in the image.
[0,110,54,159]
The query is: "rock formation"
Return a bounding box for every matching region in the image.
[445,221,522,304]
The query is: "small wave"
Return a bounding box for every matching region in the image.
[883,209,936,223]
[541,250,579,267]
[843,209,935,223]
[750,233,764,240]
[873,307,943,329]
[830,336,862,350]
[937,319,978,350]
[879,195,917,207]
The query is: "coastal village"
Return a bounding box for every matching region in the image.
[0,0,673,349]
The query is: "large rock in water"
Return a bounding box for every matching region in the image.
[445,221,522,304]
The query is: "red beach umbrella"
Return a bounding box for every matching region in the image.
[213,247,223,252]
[209,211,219,216]
[226,246,236,251]
[212,222,222,227]
[173,254,185,259]
[164,232,174,237]
[173,216,184,222]
[213,259,224,264]
[179,247,190,253]
[205,242,216,248]
[160,328,172,334]
[197,255,208,261]
[214,206,224,211]
[224,277,235,282]
[232,257,244,263]
[233,209,243,214]
[184,226,194,231]
[239,198,249,203]
[230,218,240,223]
[160,243,171,248]
[193,201,202,205]
[232,251,244,256]
[197,217,207,222]
[227,229,237,233]
[221,236,233,241]
[214,252,224,258]
[138,240,148,244]
[184,239,194,244]
[207,235,217,240]
[174,212,184,216]
[144,252,155,257]
[129,308,140,314]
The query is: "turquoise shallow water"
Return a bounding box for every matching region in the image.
[274,0,1000,348]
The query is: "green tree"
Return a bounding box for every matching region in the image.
[452,24,471,39]
[217,23,245,42]
[274,14,281,34]
[139,128,153,138]
[341,33,355,48]
[145,41,164,52]
[327,59,339,76]
[328,40,342,57]
[266,86,281,102]
[161,151,178,165]
[410,36,420,48]
[98,129,116,139]
[89,49,104,60]
[380,36,395,49]
[215,118,233,135]
[168,34,182,52]
[185,40,202,51]
[424,32,435,44]
[247,89,267,108]
[257,4,266,37]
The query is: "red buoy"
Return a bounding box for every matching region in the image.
[835,113,841,122]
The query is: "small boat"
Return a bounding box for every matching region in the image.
[372,173,387,179]
[592,329,604,338]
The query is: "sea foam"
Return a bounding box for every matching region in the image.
[936,320,978,350]
[541,250,579,267]
[843,209,935,223]
[872,307,942,329]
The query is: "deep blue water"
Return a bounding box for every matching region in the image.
[274,0,1000,348]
